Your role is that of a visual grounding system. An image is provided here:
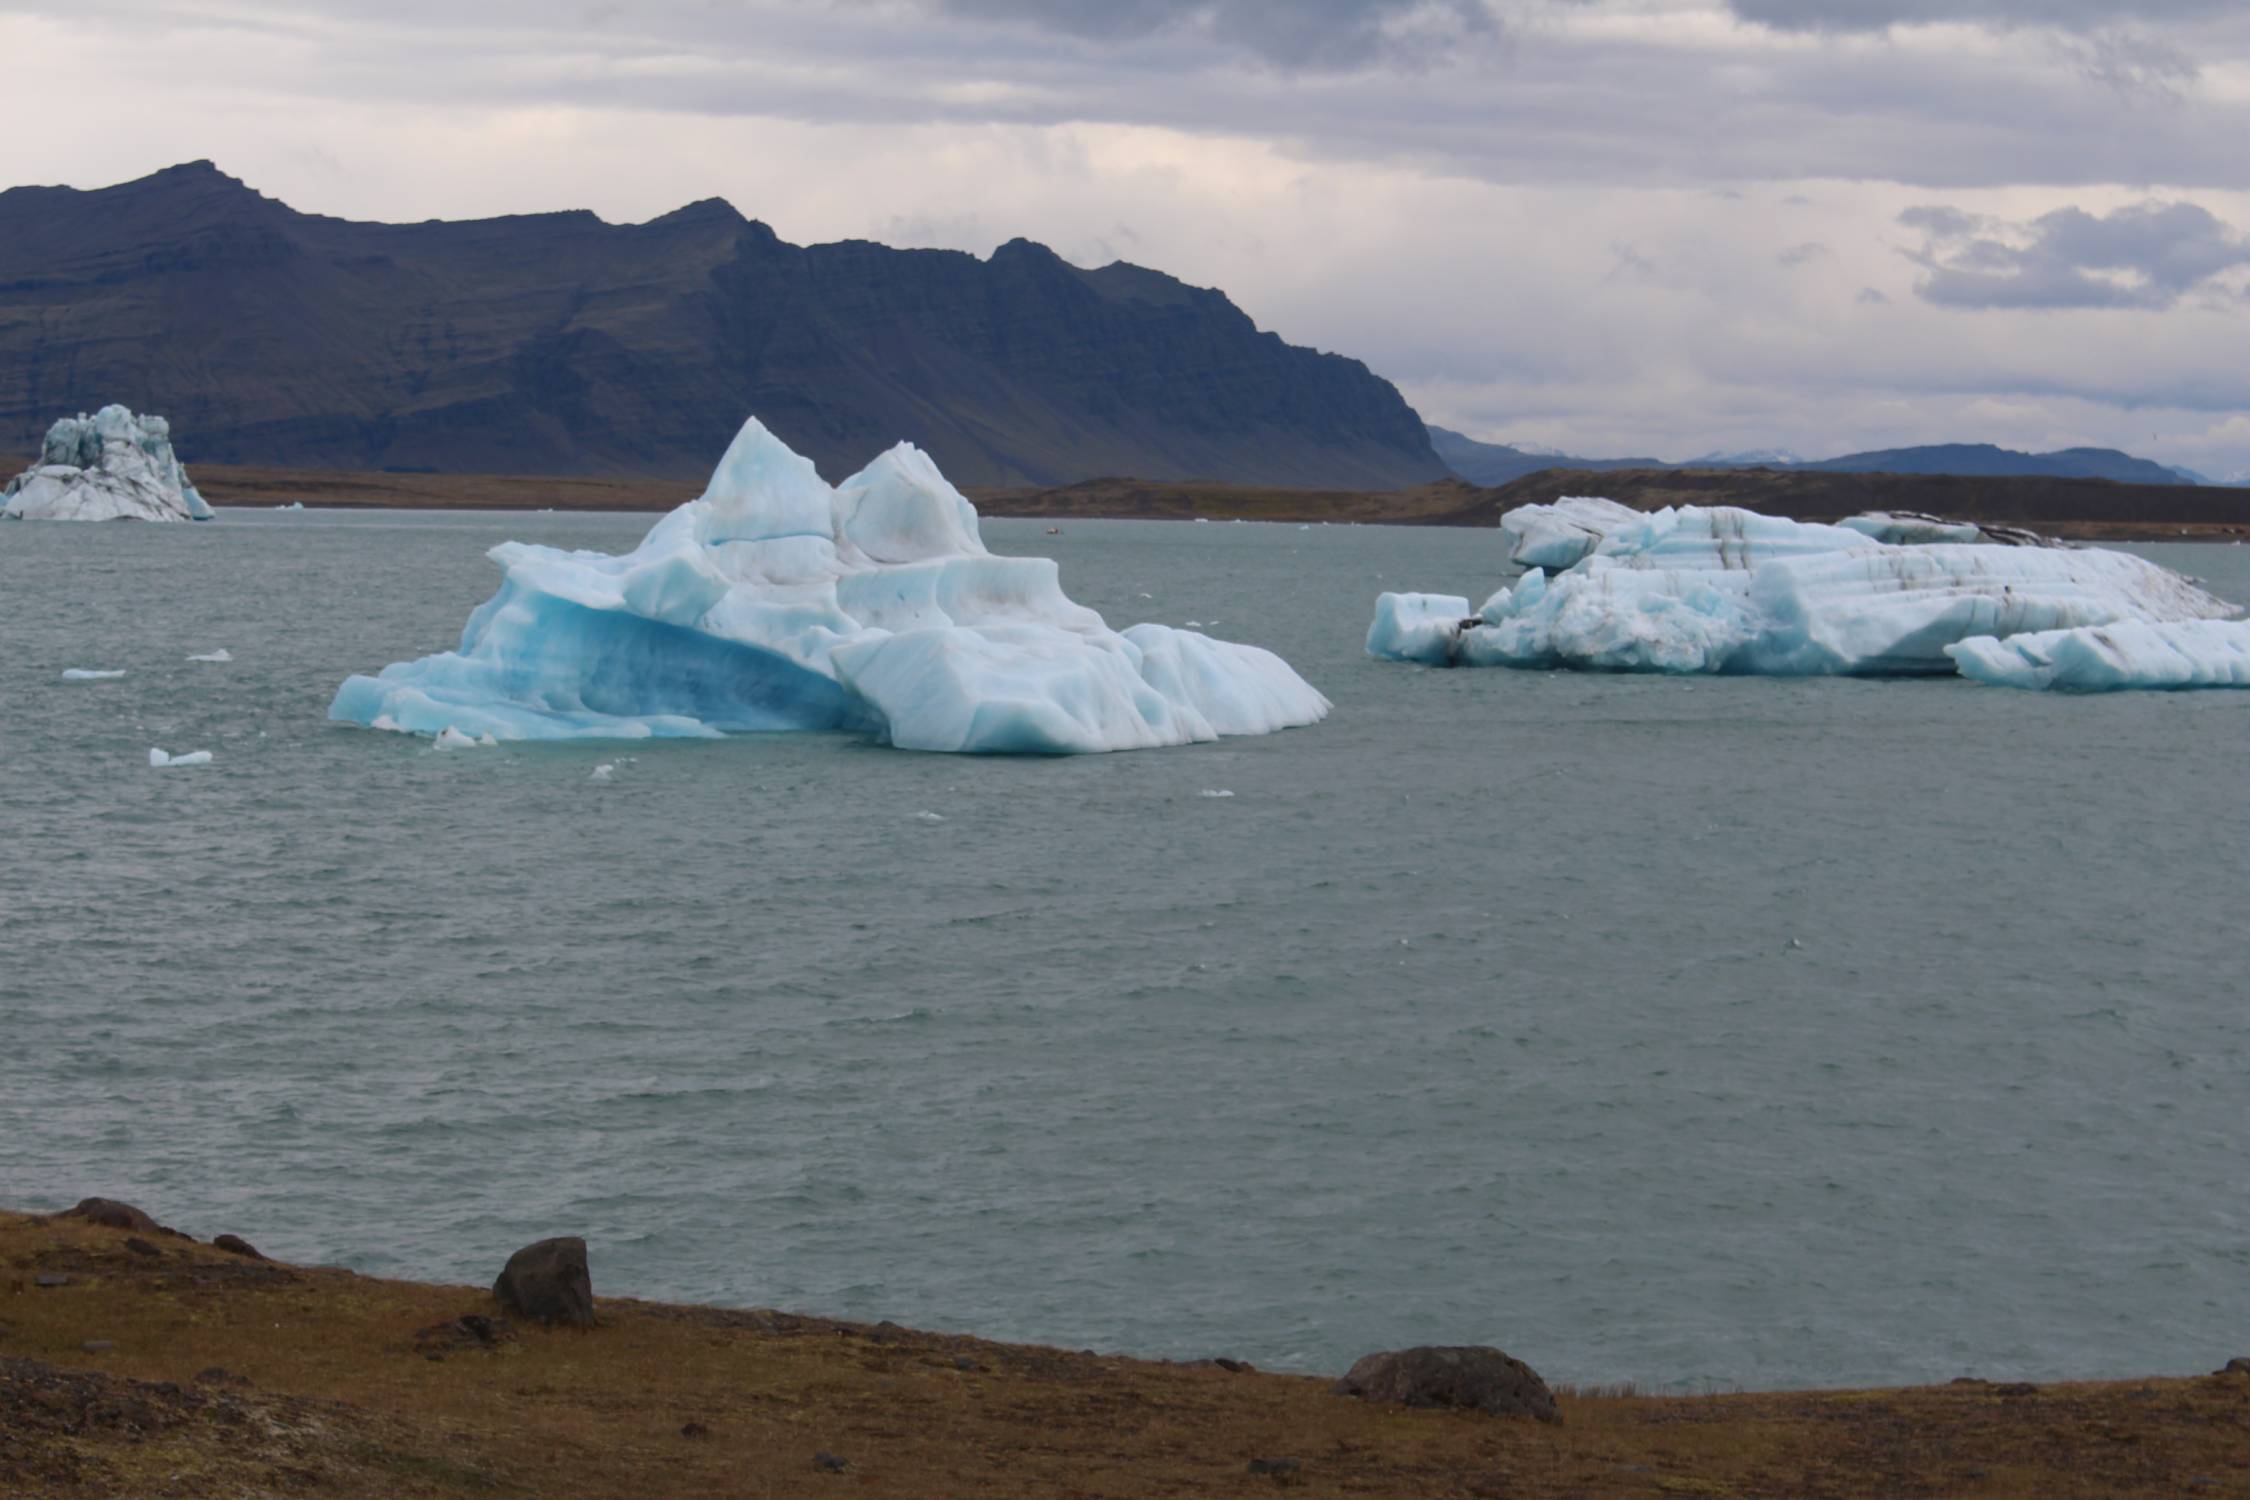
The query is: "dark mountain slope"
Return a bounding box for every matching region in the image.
[0,163,1445,487]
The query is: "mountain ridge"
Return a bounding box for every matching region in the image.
[1429,424,2210,489]
[0,162,1445,488]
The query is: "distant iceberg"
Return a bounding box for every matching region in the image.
[3,405,213,522]
[1369,501,2239,679]
[1949,619,2250,691]
[332,418,1330,753]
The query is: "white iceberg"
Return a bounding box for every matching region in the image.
[3,406,213,522]
[1371,502,2240,677]
[331,418,1331,754]
[61,668,127,681]
[187,649,233,663]
[1498,496,1643,570]
[148,747,213,767]
[1948,619,2250,691]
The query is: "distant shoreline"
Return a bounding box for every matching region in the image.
[187,461,2250,542]
[7,1206,2248,1497]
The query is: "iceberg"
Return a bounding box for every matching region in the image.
[332,418,1330,754]
[1371,501,2241,678]
[61,668,127,681]
[148,747,213,767]
[1948,619,2250,691]
[3,406,213,522]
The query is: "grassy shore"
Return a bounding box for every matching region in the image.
[187,464,2250,541]
[4,1209,2246,1497]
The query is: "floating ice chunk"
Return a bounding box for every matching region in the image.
[913,809,945,822]
[1370,502,2242,677]
[186,649,233,663]
[1949,619,2250,691]
[275,501,305,512]
[149,747,213,767]
[1366,592,1474,665]
[433,726,482,750]
[61,668,126,681]
[1199,788,1235,799]
[3,406,212,522]
[332,417,1329,754]
[1499,496,1643,570]
[589,763,616,781]
[370,714,405,733]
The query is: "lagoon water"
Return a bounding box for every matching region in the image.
[3,509,2246,1392]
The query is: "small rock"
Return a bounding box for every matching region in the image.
[34,1274,70,1288]
[64,1198,164,1234]
[1333,1345,1560,1424]
[1213,1357,1253,1373]
[212,1234,265,1260]
[81,1341,115,1354]
[680,1421,709,1439]
[1248,1456,1303,1485]
[413,1313,517,1359]
[493,1237,596,1329]
[124,1237,162,1258]
[952,1354,982,1372]
[2217,1357,2250,1376]
[813,1452,849,1473]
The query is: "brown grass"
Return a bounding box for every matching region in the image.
[4,1209,2247,1498]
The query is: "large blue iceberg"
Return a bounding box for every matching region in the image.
[332,419,1331,753]
[1370,501,2241,678]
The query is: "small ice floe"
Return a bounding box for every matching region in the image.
[61,668,125,681]
[1194,517,1210,524]
[1185,621,1204,628]
[186,649,232,663]
[589,763,615,782]
[914,810,946,823]
[274,501,305,511]
[1138,592,1154,599]
[148,747,213,768]
[1198,788,1235,799]
[370,713,405,733]
[433,726,496,750]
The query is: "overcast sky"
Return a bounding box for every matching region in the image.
[6,0,2249,474]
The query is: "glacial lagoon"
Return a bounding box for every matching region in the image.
[4,509,2246,1392]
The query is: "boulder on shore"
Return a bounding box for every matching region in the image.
[64,1198,165,1234]
[1333,1345,1560,1424]
[493,1237,596,1328]
[2,405,213,522]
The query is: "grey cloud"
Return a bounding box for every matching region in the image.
[925,0,1500,69]
[1856,287,1891,303]
[1776,242,1830,267]
[1905,199,2250,309]
[1726,1,2241,32]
